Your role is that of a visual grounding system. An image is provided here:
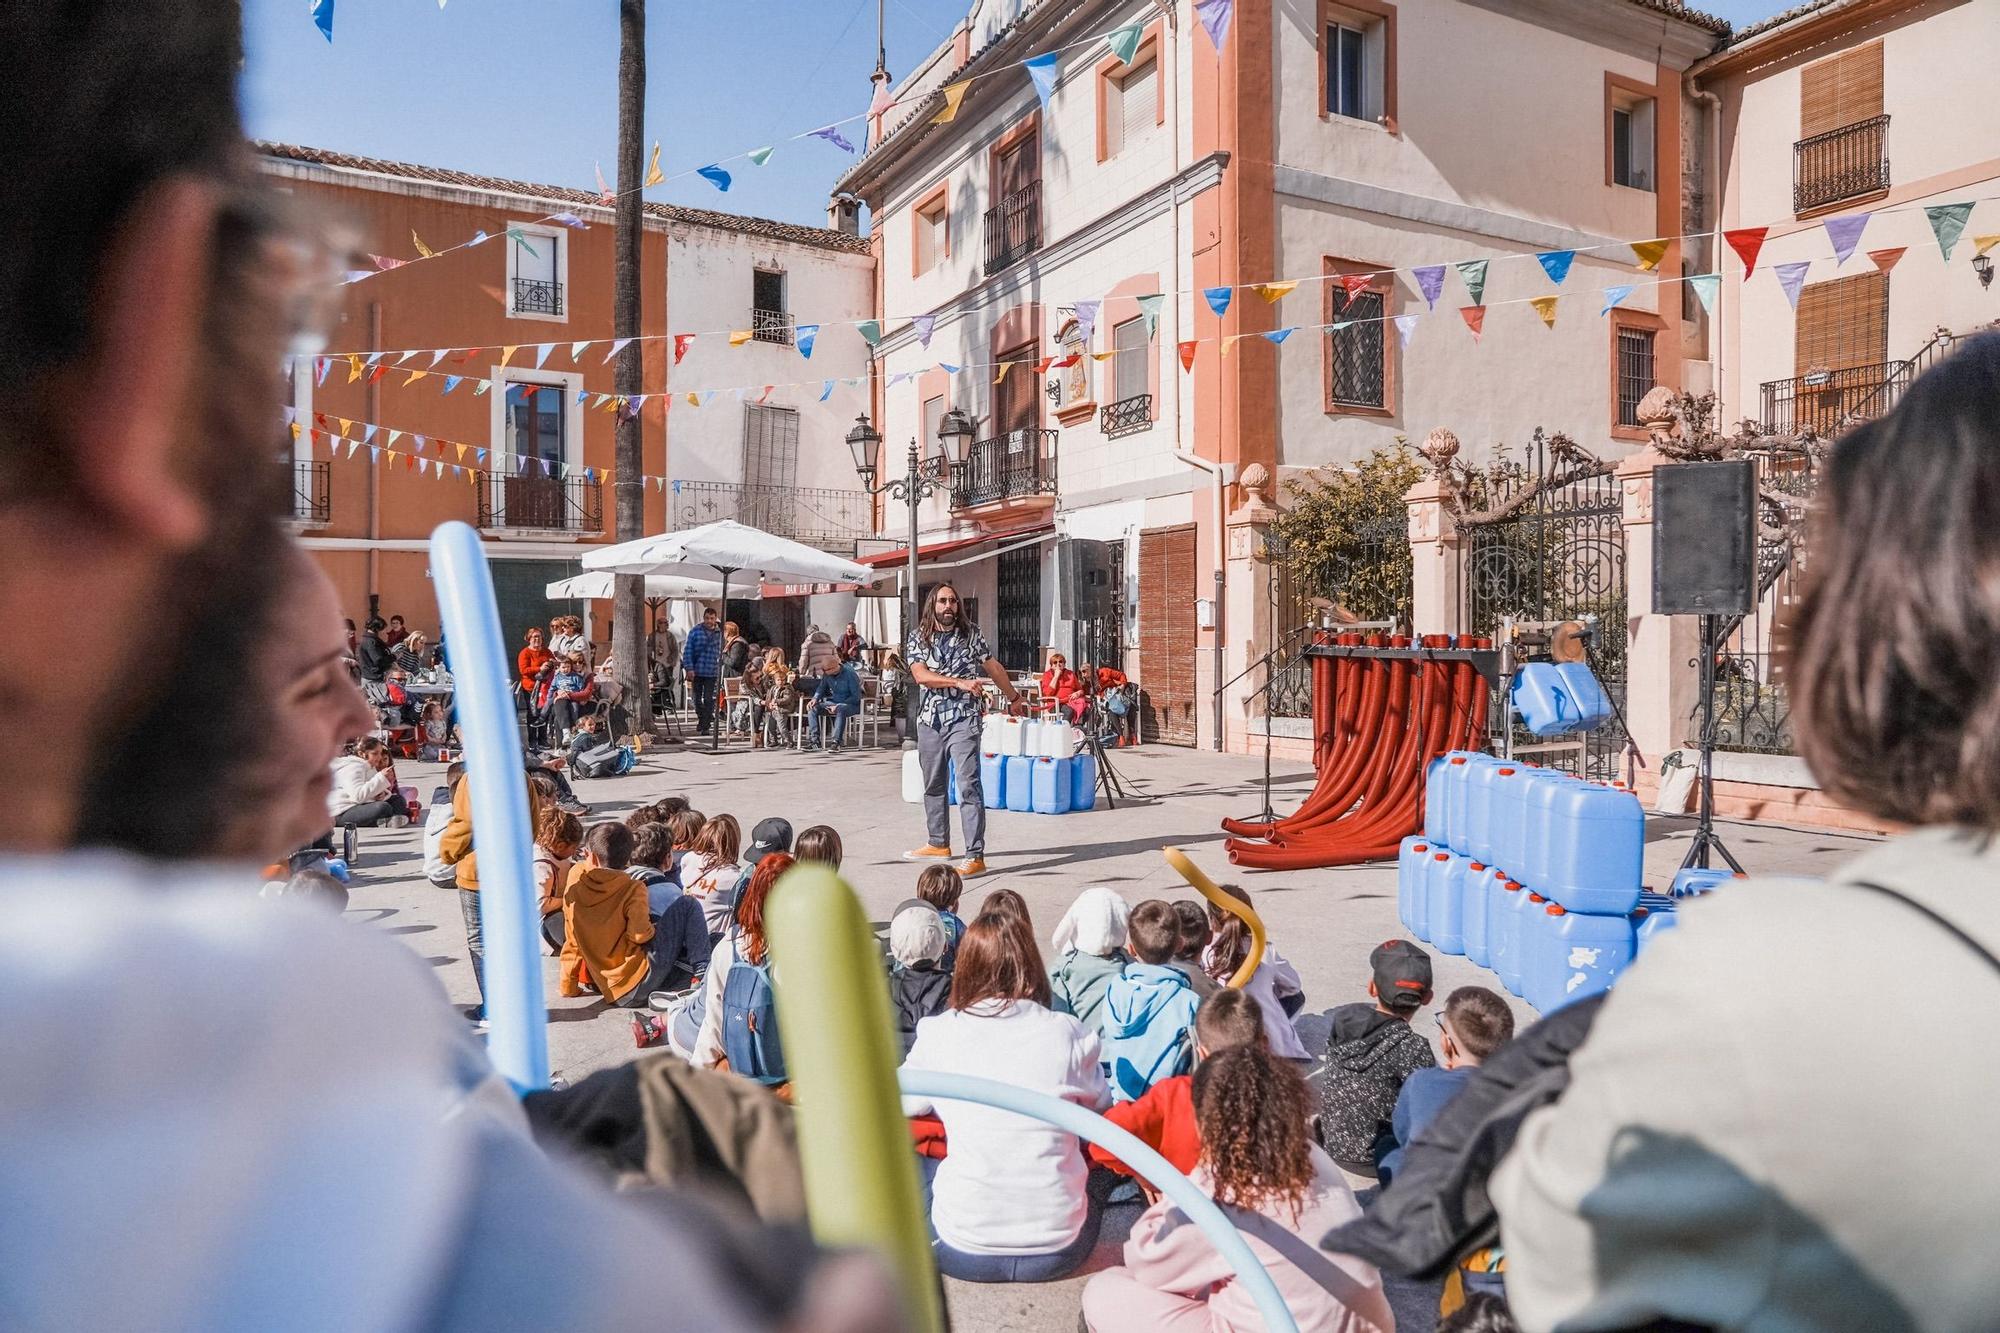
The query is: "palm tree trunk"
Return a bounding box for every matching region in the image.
[612,0,650,732]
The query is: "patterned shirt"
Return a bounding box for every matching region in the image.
[907,626,994,729]
[682,623,723,679]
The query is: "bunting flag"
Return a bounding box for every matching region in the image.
[1413,265,1446,310]
[1034,356,1056,376]
[1976,234,2000,258]
[1090,351,1114,362]
[1926,202,1974,260]
[396,350,419,365]
[1194,0,1234,51]
[686,392,701,408]
[1204,286,1233,317]
[1336,273,1373,301]
[745,146,774,167]
[370,255,407,272]
[368,363,387,385]
[1262,328,1294,345]
[1050,355,1080,370]
[857,319,883,347]
[887,370,910,390]
[1179,340,1197,371]
[346,354,363,383]
[507,227,539,258]
[994,362,1013,385]
[1219,334,1240,358]
[933,80,971,125]
[673,333,694,364]
[1460,306,1486,340]
[403,369,425,387]
[645,143,665,187]
[594,163,614,206]
[473,381,490,396]
[1530,295,1559,328]
[533,343,554,369]
[1600,285,1633,315]
[571,340,593,361]
[1527,250,1572,286]
[312,357,330,387]
[469,231,490,245]
[1024,52,1060,109]
[1773,261,1811,309]
[868,79,894,126]
[797,324,819,359]
[940,362,960,374]
[1867,247,1905,273]
[1724,226,1769,278]
[1630,239,1670,272]
[1072,300,1099,345]
[311,0,334,41]
[1823,213,1870,266]
[1253,281,1298,303]
[1106,21,1145,64]
[728,330,754,347]
[1136,293,1165,339]
[499,345,518,368]
[819,380,835,402]
[1687,274,1719,318]
[604,337,634,362]
[696,164,732,192]
[1456,260,1488,306]
[412,230,436,260]
[913,314,937,348]
[809,124,856,153]
[1393,314,1418,349]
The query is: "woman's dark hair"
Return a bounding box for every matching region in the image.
[1206,882,1256,982]
[1173,899,1212,962]
[794,824,843,868]
[1784,334,2000,827]
[948,911,1051,1012]
[735,853,794,965]
[1437,1293,1520,1333]
[350,736,385,759]
[979,887,1031,926]
[1192,1046,1315,1219]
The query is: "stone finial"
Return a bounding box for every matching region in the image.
[1420,428,1461,475]
[1636,385,1677,434]
[1238,461,1272,503]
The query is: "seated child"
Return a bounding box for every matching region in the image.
[1100,900,1202,1103]
[534,808,584,955]
[1315,938,1437,1177]
[793,824,843,870]
[1048,886,1132,1030]
[1090,987,1267,1182]
[632,824,710,996]
[887,901,953,1055]
[1169,900,1220,1000]
[1202,882,1309,1060]
[422,762,466,888]
[628,823,682,917]
[1378,985,1513,1185]
[914,863,966,970]
[558,822,659,1009]
[666,808,706,885]
[1081,1046,1393,1333]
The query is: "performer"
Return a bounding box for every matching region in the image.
[903,582,1019,877]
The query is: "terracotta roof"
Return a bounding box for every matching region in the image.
[1621,0,1733,35]
[258,142,872,255]
[1726,0,1842,42]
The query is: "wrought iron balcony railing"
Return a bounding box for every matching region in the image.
[984,180,1043,274]
[669,479,871,554]
[476,458,602,533]
[511,276,565,317]
[751,308,795,346]
[1101,393,1154,439]
[1794,115,1890,214]
[290,459,330,525]
[1760,359,1910,437]
[954,428,1058,509]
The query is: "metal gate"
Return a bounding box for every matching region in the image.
[1707,445,1819,754]
[1271,513,1412,716]
[995,544,1043,673]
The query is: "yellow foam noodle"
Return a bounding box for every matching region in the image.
[1163,848,1265,989]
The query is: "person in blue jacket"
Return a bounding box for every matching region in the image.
[806,657,862,751]
[1099,901,1203,1103]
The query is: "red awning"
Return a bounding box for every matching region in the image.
[856,524,1053,570]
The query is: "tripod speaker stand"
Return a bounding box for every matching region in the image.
[1069,612,1132,808]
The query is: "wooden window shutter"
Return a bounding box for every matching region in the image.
[1794,271,1888,374]
[1800,41,1883,138]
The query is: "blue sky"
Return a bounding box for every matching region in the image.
[244,0,1793,228]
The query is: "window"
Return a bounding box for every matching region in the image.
[1795,42,1888,213]
[494,378,577,530]
[1319,1,1393,127]
[506,226,565,322]
[1801,41,1883,138]
[506,381,568,467]
[1327,25,1365,119]
[986,121,1042,272]
[1610,93,1656,191]
[742,403,800,492]
[752,269,791,344]
[1112,317,1149,404]
[1615,327,1656,427]
[1104,55,1158,157]
[915,194,948,274]
[1328,280,1387,410]
[998,341,1040,433]
[921,395,945,455]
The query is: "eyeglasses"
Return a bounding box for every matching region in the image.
[1434,1014,1456,1043]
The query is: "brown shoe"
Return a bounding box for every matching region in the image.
[901,844,953,861]
[957,857,987,877]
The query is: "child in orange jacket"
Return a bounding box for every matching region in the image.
[558,823,658,1007]
[1088,987,1268,1185]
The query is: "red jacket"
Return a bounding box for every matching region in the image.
[1088,1073,1200,1178]
[1040,668,1079,702]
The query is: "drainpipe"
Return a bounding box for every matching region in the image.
[1685,72,1723,395]
[366,300,382,611]
[1174,448,1228,751]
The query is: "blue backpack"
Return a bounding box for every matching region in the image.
[719,946,787,1086]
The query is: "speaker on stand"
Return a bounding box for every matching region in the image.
[1054,538,1131,806]
[1652,460,1757,874]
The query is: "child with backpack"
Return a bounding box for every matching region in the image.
[1100,900,1203,1103]
[688,852,793,1089]
[557,823,658,1009]
[1048,886,1132,1030]
[1090,987,1268,1182]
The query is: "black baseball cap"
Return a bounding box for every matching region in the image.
[1371,939,1433,1012]
[745,817,794,862]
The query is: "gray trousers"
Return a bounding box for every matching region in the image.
[918,714,985,857]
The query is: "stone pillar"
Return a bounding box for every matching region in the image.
[1404,476,1464,637]
[1618,446,1701,785]
[1224,464,1278,753]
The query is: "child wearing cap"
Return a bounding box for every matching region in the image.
[1314,938,1438,1177]
[886,901,954,1054]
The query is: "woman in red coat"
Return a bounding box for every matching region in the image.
[1039,652,1079,714]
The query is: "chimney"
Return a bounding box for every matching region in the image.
[828,192,862,237]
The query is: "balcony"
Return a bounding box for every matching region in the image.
[751,308,794,346]
[1794,115,1889,214]
[1759,359,1911,437]
[984,180,1043,274]
[1101,393,1154,440]
[511,276,564,317]
[290,460,330,526]
[954,428,1058,510]
[476,459,602,534]
[669,479,871,554]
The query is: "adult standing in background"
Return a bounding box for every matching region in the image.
[903,582,1018,878]
[683,605,723,735]
[798,624,837,677]
[653,616,680,710]
[549,614,587,664]
[719,620,750,680]
[356,616,393,691]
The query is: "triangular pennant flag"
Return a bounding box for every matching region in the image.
[1136,293,1165,340]
[367,364,387,385]
[1034,357,1056,376]
[403,369,425,387]
[603,337,633,363]
[1253,281,1298,303]
[994,362,1013,385]
[913,314,936,349]
[475,448,488,464]
[364,352,384,368]
[1262,327,1294,345]
[533,343,554,369]
[1023,52,1060,110]
[1072,300,1099,345]
[411,230,436,260]
[1414,265,1445,310]
[453,466,463,479]
[472,380,491,397]
[1600,285,1633,315]
[1823,213,1870,266]
[1630,239,1670,272]
[808,124,856,153]
[1090,351,1114,362]
[507,227,539,259]
[442,375,462,395]
[385,430,402,448]
[1537,250,1575,285]
[1975,234,2000,259]
[370,254,406,271]
[857,319,883,347]
[315,357,331,386]
[1774,261,1811,309]
[311,0,334,41]
[747,146,775,167]
[1455,260,1488,306]
[396,350,418,366]
[335,418,352,438]
[1724,226,1769,278]
[469,231,489,246]
[1530,295,1559,328]
[868,79,894,126]
[346,354,363,383]
[686,392,701,408]
[797,324,819,359]
[1336,273,1373,301]
[1106,21,1145,65]
[932,80,971,125]
[1194,0,1234,52]
[1460,306,1485,340]
[369,447,380,464]
[1393,314,1418,349]
[595,162,615,205]
[645,142,665,187]
[1687,274,1719,318]
[696,164,731,193]
[819,380,835,402]
[728,329,754,347]
[700,390,716,406]
[574,390,589,406]
[1926,203,1974,260]
[418,458,430,475]
[1204,286,1233,317]
[940,362,960,374]
[1178,341,1198,372]
[429,350,448,368]
[499,345,518,368]
[567,341,591,363]
[1219,334,1240,358]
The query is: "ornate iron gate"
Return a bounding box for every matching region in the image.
[995,544,1043,673]
[1706,446,1819,754]
[1270,513,1412,716]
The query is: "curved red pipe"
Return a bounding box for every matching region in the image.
[1273,643,1413,838]
[1262,640,1394,834]
[1223,634,1381,838]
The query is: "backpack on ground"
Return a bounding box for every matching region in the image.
[573,742,636,779]
[719,949,786,1086]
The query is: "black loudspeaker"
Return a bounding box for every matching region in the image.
[1652,460,1757,615]
[1057,538,1116,620]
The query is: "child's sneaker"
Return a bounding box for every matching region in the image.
[631,1014,666,1048]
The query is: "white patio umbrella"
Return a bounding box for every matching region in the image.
[582,520,873,746]
[544,572,745,601]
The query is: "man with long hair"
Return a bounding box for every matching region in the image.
[903,581,1019,876]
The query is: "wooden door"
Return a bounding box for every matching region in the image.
[1137,524,1198,745]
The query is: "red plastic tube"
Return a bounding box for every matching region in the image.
[1222,634,1380,838]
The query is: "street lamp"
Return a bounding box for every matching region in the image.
[846,409,972,746]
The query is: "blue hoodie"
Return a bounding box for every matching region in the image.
[1099,963,1200,1103]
